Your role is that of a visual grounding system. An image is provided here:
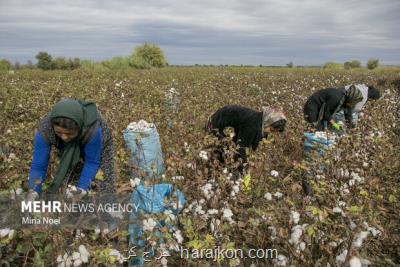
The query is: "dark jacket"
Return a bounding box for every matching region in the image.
[207,105,264,172]
[303,88,352,125]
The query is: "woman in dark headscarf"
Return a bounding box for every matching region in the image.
[28,98,115,197]
[205,105,287,174]
[303,85,364,131]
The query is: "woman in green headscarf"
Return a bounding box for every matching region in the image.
[28,98,115,197]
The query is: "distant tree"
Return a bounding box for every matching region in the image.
[71,58,81,69]
[344,60,361,69]
[13,61,21,70]
[286,61,294,68]
[26,60,35,69]
[36,52,53,70]
[367,58,379,70]
[0,59,12,72]
[53,57,70,70]
[323,62,343,69]
[102,56,132,70]
[130,43,167,69]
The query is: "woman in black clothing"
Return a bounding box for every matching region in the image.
[303,85,363,131]
[205,105,287,174]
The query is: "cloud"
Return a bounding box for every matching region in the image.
[0,0,399,64]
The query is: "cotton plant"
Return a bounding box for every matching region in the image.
[57,245,90,267]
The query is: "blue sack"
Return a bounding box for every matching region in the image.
[123,124,165,180]
[129,184,186,266]
[303,132,336,156]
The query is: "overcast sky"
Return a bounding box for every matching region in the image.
[0,0,399,65]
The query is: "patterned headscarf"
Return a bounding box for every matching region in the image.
[345,85,363,106]
[262,106,287,128]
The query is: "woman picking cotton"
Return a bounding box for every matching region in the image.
[205,105,287,175]
[27,98,115,200]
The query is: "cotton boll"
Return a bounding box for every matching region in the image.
[299,242,306,251]
[352,231,370,248]
[264,193,272,200]
[349,256,362,267]
[199,151,209,161]
[232,185,240,194]
[336,249,348,264]
[78,245,89,263]
[207,209,219,215]
[0,228,10,238]
[73,259,82,267]
[274,254,288,266]
[333,207,343,214]
[289,225,304,246]
[130,178,141,188]
[290,211,300,224]
[222,208,234,224]
[268,226,277,240]
[72,252,81,261]
[57,255,63,263]
[270,170,279,177]
[160,257,168,267]
[274,192,283,199]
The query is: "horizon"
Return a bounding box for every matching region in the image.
[1,0,399,65]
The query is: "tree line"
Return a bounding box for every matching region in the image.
[0,43,168,72]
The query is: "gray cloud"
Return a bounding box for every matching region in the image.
[0,0,399,65]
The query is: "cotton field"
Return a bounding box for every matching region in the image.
[0,67,399,266]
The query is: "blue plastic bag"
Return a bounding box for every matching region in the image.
[303,132,336,156]
[129,184,186,266]
[123,125,165,180]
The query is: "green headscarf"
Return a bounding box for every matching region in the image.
[47,98,98,194]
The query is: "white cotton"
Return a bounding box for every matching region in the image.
[72,252,81,261]
[290,211,300,224]
[164,210,176,221]
[352,231,370,248]
[172,176,185,181]
[289,225,304,246]
[350,221,357,230]
[328,241,337,247]
[65,257,73,267]
[299,242,306,251]
[57,255,63,263]
[130,178,141,188]
[349,256,362,267]
[78,245,89,263]
[368,227,381,237]
[207,209,219,215]
[333,207,343,214]
[275,254,288,266]
[161,257,168,267]
[58,263,65,267]
[222,208,234,223]
[274,192,283,199]
[336,249,348,264]
[173,230,184,244]
[232,185,240,194]
[0,228,10,238]
[338,201,346,207]
[264,193,272,200]
[143,218,157,232]
[126,120,155,131]
[199,150,209,161]
[268,226,277,240]
[73,259,82,267]
[94,227,101,235]
[270,170,279,177]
